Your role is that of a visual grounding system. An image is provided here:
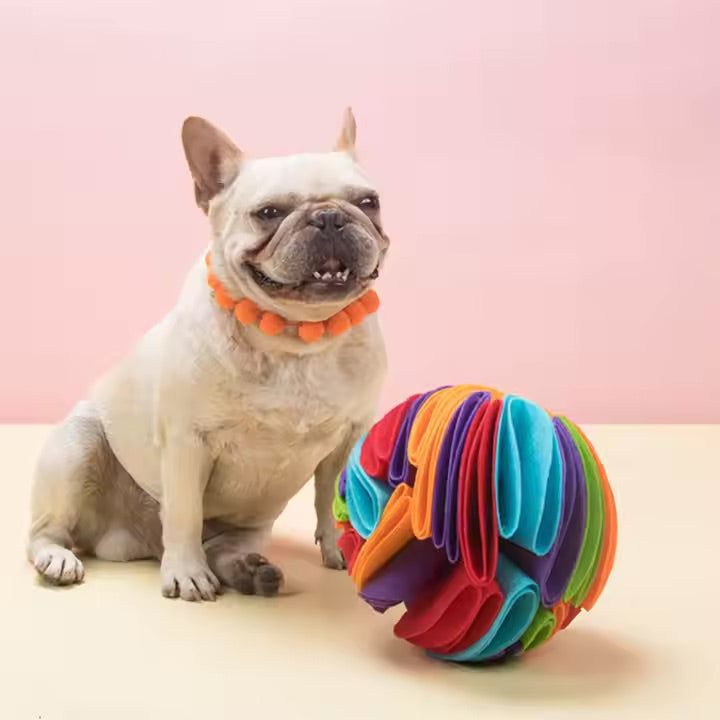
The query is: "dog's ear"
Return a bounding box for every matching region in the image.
[334,107,357,158]
[181,117,243,214]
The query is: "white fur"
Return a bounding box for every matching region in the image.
[27,117,387,601]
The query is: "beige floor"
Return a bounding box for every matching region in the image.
[1,425,718,719]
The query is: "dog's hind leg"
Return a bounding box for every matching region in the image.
[27,401,116,585]
[203,522,284,597]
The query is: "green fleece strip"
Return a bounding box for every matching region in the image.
[560,417,605,606]
[333,474,349,523]
[521,607,557,651]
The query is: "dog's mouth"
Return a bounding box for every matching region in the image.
[245,261,379,297]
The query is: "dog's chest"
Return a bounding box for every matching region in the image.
[205,386,350,455]
[199,350,368,520]
[205,351,363,441]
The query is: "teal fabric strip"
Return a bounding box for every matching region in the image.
[345,437,392,539]
[494,396,563,555]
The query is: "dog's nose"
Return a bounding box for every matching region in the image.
[308,208,346,230]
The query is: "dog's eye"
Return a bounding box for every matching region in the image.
[358,195,379,210]
[255,206,284,221]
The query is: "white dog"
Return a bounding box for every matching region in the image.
[27,110,388,601]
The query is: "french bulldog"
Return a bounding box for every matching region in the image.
[27,109,388,601]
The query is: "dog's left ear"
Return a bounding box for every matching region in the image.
[181,116,243,214]
[334,107,357,158]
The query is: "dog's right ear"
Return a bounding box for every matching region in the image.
[334,107,357,158]
[181,117,243,214]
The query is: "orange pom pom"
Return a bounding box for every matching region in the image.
[214,286,236,310]
[359,289,380,314]
[345,301,368,326]
[298,322,325,343]
[327,310,352,337]
[204,252,211,267]
[234,299,260,326]
[259,312,286,336]
[207,273,220,291]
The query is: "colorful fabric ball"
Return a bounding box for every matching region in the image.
[333,385,618,663]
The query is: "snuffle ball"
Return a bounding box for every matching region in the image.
[333,385,617,664]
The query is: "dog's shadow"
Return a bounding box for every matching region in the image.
[267,535,662,706]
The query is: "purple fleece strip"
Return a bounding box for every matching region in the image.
[338,468,347,498]
[387,387,449,488]
[501,417,588,607]
[485,641,523,663]
[431,392,491,562]
[359,539,448,612]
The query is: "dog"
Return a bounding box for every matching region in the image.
[27,109,389,601]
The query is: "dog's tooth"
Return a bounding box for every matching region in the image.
[322,272,333,281]
[336,271,343,279]
[313,271,322,280]
[342,269,350,281]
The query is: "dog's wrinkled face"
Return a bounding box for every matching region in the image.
[182,111,389,322]
[221,154,385,305]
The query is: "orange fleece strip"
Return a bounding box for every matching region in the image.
[351,484,415,589]
[550,602,568,636]
[407,385,502,539]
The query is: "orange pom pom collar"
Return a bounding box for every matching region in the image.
[205,253,380,343]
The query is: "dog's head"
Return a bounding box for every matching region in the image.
[181,110,389,322]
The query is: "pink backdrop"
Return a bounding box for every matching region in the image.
[2,0,718,423]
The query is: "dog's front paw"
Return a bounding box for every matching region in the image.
[315,526,347,571]
[160,552,221,602]
[34,545,85,586]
